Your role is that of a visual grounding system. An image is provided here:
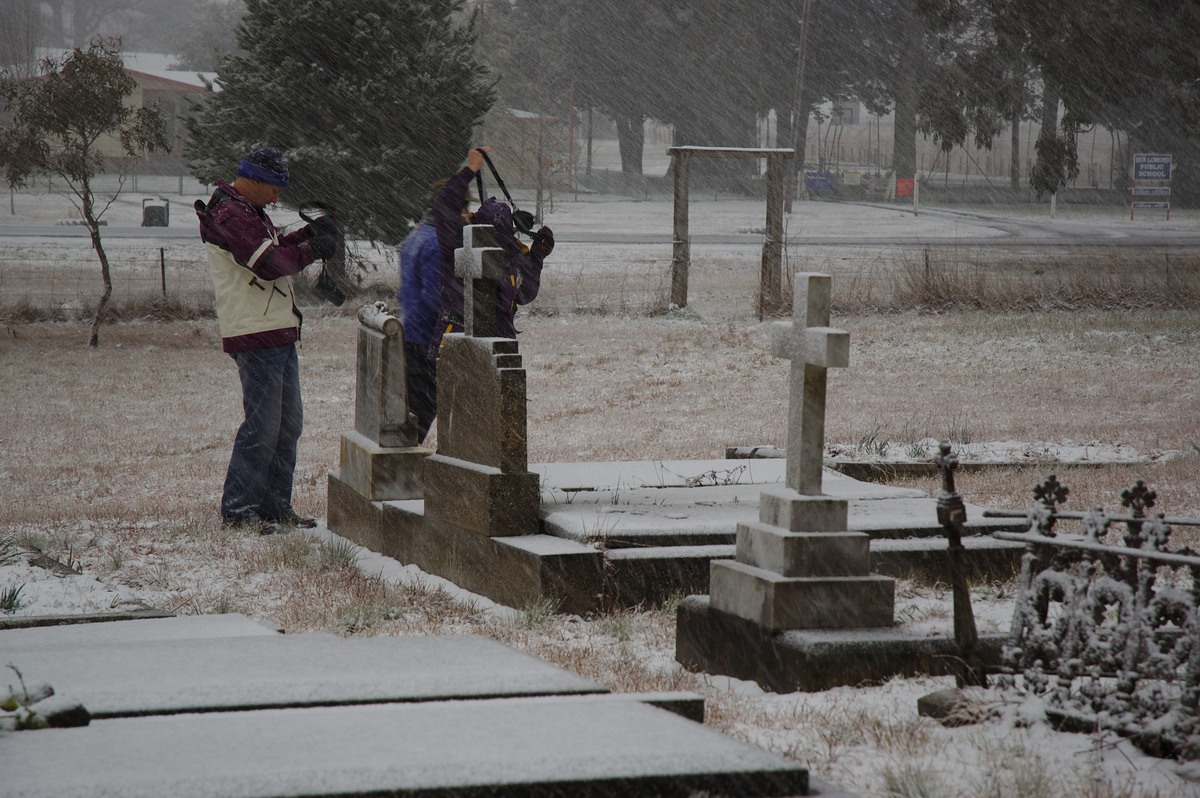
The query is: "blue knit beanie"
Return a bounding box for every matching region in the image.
[237,147,290,187]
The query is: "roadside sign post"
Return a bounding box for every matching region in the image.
[1131,154,1172,220]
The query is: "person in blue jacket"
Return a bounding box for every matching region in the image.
[435,147,554,340]
[396,199,444,443]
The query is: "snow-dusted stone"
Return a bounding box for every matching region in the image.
[735,521,871,578]
[758,486,848,531]
[1,695,809,798]
[771,272,849,497]
[709,560,895,630]
[3,631,605,718]
[334,304,430,502]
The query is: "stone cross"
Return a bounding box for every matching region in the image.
[771,273,849,495]
[454,224,505,337]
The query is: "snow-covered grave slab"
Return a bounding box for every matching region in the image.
[1,614,810,798]
[1,695,809,798]
[0,612,281,645]
[536,459,1021,546]
[2,625,606,718]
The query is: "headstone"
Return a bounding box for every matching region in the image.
[334,302,429,502]
[706,273,895,630]
[330,240,603,612]
[757,273,853,534]
[772,273,848,496]
[412,225,600,610]
[454,223,505,338]
[354,302,416,449]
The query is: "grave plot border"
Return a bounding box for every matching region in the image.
[986,477,1200,758]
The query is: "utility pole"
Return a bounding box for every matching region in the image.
[786,0,814,213]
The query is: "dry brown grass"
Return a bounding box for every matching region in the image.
[3,275,1199,796]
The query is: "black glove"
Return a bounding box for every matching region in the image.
[530,226,554,260]
[309,225,339,260]
[307,214,340,259]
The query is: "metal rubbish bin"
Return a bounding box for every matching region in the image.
[142,197,169,227]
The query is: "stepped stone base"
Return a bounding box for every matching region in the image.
[423,453,540,537]
[676,595,1007,693]
[329,472,604,614]
[709,559,895,630]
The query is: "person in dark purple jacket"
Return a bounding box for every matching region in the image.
[434,147,554,342]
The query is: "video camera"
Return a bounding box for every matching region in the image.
[299,200,346,306]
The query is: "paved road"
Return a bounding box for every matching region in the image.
[3,203,1197,247]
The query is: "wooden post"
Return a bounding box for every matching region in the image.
[670,149,690,309]
[670,146,794,314]
[760,152,785,318]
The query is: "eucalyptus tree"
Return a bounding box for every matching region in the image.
[0,37,168,347]
[990,0,1200,199]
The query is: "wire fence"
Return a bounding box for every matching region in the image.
[0,241,213,315]
[3,236,1198,322]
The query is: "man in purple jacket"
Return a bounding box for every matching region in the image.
[196,147,338,533]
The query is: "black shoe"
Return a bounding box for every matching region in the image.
[222,516,287,535]
[280,513,318,529]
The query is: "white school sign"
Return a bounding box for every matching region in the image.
[1133,153,1172,181]
[1130,153,1172,219]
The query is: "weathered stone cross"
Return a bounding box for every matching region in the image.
[771,273,850,495]
[454,224,504,337]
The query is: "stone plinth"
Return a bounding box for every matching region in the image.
[338,430,429,501]
[709,559,895,630]
[677,595,1007,693]
[422,454,540,537]
[758,487,848,531]
[735,521,871,577]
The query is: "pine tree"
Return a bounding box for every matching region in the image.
[184,0,494,246]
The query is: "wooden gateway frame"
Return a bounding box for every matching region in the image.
[668,146,795,318]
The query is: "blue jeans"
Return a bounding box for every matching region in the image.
[221,344,303,523]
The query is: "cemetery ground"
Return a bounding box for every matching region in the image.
[3,191,1200,797]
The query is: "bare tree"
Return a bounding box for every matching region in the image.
[0,0,46,77]
[0,37,168,346]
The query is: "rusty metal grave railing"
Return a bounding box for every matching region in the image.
[984,476,1200,758]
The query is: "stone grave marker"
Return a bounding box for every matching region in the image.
[455,223,505,338]
[334,302,428,501]
[327,303,432,551]
[705,273,895,630]
[1,614,813,797]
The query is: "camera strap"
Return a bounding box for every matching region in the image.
[474,149,520,212]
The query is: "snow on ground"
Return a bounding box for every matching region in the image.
[3,189,1199,796]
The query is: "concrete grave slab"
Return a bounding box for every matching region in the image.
[1,695,809,798]
[0,613,279,649]
[539,460,1021,547]
[4,632,606,717]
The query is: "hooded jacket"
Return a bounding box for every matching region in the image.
[197,179,318,353]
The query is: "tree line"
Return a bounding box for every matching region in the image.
[5,0,1199,245]
[480,0,1199,200]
